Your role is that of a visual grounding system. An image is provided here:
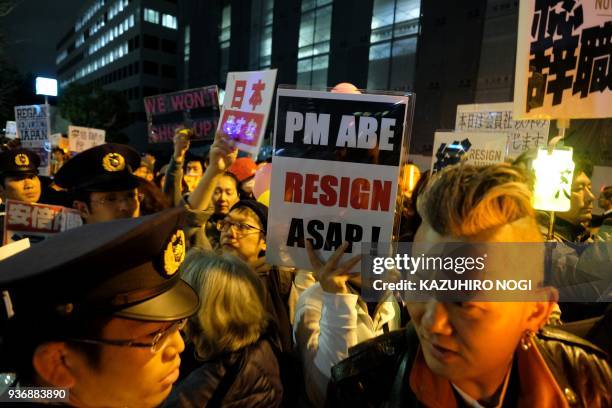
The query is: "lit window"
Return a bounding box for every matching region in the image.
[56,50,68,65]
[184,25,191,86]
[219,5,231,81]
[250,0,274,69]
[144,8,159,24]
[367,0,420,91]
[162,14,177,29]
[297,0,333,87]
[184,25,191,63]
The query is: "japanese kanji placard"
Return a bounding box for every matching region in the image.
[514,0,612,119]
[68,126,106,153]
[219,69,277,155]
[3,200,83,245]
[456,102,550,160]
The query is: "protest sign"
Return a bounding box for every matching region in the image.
[3,200,82,245]
[14,104,51,176]
[219,69,277,155]
[4,121,17,139]
[456,102,550,160]
[431,131,507,174]
[514,1,612,119]
[267,88,411,271]
[68,125,106,153]
[144,86,220,143]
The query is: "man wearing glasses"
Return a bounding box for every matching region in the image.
[0,207,199,407]
[217,200,268,264]
[54,143,143,224]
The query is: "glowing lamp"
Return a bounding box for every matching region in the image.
[532,147,574,212]
[35,77,58,97]
[400,163,421,197]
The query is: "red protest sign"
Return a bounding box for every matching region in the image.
[3,200,83,245]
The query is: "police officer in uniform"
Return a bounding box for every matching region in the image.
[0,148,42,205]
[0,149,43,242]
[54,143,143,224]
[0,207,199,407]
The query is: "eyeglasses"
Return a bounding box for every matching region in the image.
[216,219,264,235]
[64,319,186,354]
[90,192,144,207]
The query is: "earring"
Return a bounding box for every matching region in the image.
[520,329,534,351]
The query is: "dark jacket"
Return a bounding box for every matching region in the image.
[164,337,283,408]
[327,324,611,408]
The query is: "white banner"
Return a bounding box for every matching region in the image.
[14,105,51,176]
[456,102,550,160]
[431,131,508,174]
[68,125,106,153]
[218,69,277,155]
[514,1,612,119]
[4,121,17,139]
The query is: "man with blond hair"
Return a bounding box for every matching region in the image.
[326,163,611,408]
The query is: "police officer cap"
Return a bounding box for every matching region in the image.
[0,148,40,178]
[0,207,199,322]
[54,143,141,192]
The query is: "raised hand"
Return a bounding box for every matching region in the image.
[173,128,191,161]
[306,241,361,294]
[208,130,238,173]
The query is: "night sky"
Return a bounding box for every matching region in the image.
[1,0,83,76]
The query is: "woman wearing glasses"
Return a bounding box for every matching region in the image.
[164,250,283,407]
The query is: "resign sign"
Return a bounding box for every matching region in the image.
[144,86,220,143]
[267,89,411,271]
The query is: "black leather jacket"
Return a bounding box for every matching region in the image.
[328,324,611,408]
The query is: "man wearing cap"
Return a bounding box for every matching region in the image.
[0,148,42,205]
[54,143,143,224]
[0,149,43,243]
[0,207,199,407]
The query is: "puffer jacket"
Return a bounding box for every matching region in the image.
[164,337,283,408]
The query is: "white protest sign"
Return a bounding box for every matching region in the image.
[14,105,51,176]
[267,89,411,271]
[4,121,17,139]
[3,200,83,246]
[456,102,550,160]
[431,131,507,174]
[68,126,106,153]
[514,1,612,119]
[218,69,277,155]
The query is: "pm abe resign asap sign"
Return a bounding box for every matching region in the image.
[267,89,411,270]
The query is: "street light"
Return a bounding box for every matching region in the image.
[35,77,58,106]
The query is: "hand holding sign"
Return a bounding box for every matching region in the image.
[208,130,238,173]
[173,128,191,161]
[306,241,361,295]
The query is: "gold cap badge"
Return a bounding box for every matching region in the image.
[163,230,185,276]
[15,154,30,167]
[102,152,126,172]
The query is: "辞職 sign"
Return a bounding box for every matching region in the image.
[514,0,612,119]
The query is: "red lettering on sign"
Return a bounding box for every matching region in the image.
[231,80,247,109]
[249,79,265,110]
[283,173,393,212]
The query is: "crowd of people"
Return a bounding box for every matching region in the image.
[0,121,610,407]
